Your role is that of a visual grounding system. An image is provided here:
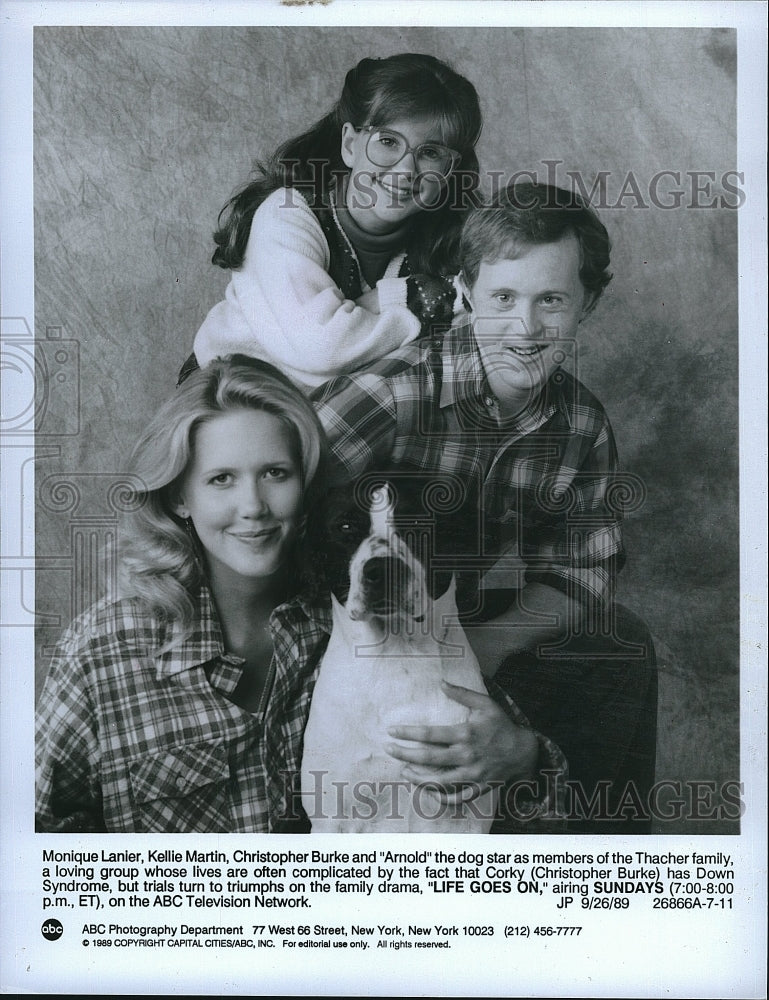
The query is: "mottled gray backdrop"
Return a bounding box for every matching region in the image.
[33,26,739,833]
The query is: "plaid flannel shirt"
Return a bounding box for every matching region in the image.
[35,586,330,833]
[313,319,625,608]
[36,585,566,833]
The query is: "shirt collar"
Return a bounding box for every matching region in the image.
[153,584,226,678]
[152,583,334,679]
[438,318,573,432]
[332,178,412,254]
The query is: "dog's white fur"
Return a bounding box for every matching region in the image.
[301,487,496,833]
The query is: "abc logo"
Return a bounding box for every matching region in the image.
[41,919,63,941]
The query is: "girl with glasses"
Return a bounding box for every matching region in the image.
[188,53,482,389]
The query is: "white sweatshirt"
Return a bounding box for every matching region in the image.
[193,188,421,388]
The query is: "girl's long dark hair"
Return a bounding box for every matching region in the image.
[213,53,483,276]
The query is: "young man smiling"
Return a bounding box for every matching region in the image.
[313,183,657,831]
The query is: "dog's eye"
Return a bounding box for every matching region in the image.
[337,521,353,533]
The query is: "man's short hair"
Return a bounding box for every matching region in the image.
[460,182,613,302]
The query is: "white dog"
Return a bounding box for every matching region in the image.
[301,482,496,833]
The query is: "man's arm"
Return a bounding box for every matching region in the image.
[464,406,626,672]
[385,678,567,827]
[463,582,585,676]
[312,368,400,485]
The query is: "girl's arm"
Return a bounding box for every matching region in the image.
[194,188,422,387]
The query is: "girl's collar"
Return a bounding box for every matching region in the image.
[331,176,413,253]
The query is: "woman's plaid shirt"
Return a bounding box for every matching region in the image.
[35,585,566,833]
[35,586,331,833]
[313,320,626,609]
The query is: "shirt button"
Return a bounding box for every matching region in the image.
[176,774,187,789]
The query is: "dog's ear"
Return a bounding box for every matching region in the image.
[297,546,325,602]
[297,487,344,600]
[299,483,371,603]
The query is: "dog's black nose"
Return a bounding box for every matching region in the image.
[362,556,409,601]
[363,556,392,587]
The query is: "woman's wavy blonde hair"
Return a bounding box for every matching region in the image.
[120,355,328,628]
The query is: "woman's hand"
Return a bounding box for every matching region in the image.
[385,680,539,804]
[355,287,380,313]
[406,274,457,334]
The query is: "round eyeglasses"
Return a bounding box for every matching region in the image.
[356,125,460,178]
